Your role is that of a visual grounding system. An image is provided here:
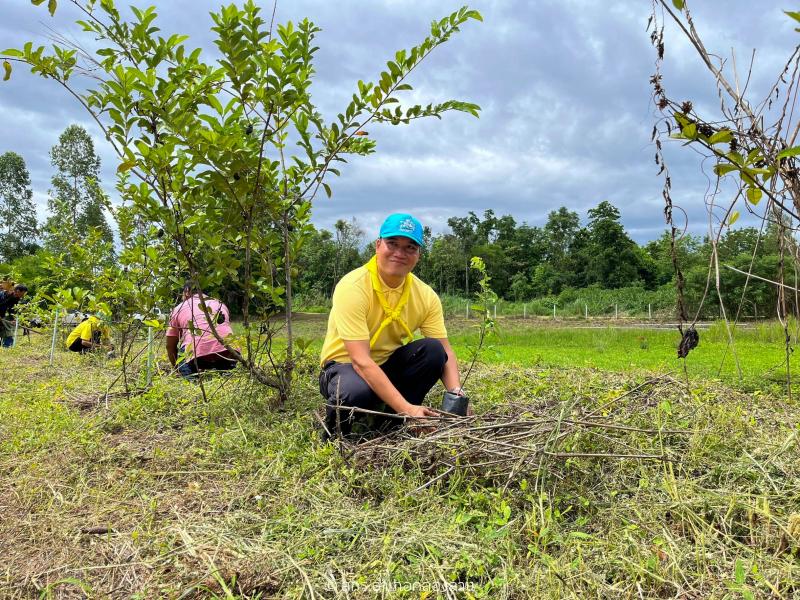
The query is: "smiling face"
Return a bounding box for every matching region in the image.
[375,236,421,286]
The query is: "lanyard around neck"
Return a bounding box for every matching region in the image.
[364,255,414,348]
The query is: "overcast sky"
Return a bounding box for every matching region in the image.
[1,1,797,243]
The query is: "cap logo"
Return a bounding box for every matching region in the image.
[399,218,416,233]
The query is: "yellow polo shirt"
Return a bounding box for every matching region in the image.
[65,316,108,349]
[320,265,447,366]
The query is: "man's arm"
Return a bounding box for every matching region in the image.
[166,335,179,366]
[80,326,103,349]
[85,337,111,350]
[343,339,438,419]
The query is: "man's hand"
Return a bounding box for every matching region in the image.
[401,404,439,434]
[400,404,439,419]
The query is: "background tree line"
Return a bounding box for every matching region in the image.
[294,203,792,319]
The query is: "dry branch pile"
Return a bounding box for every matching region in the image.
[332,377,691,490]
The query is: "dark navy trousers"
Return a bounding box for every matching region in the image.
[318,338,447,437]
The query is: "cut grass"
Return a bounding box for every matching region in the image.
[1,325,799,598]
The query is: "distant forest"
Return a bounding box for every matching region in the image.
[295,202,792,319]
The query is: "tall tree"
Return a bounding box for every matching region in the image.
[539,207,581,293]
[296,226,337,298]
[543,207,580,264]
[426,233,468,295]
[333,218,365,286]
[447,211,482,254]
[0,151,38,261]
[45,125,112,247]
[645,231,703,287]
[581,201,642,288]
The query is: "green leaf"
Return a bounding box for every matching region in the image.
[681,123,697,138]
[708,129,732,145]
[117,160,136,173]
[776,146,800,159]
[1,49,24,58]
[2,61,10,82]
[713,163,738,177]
[206,94,223,115]
[734,559,745,585]
[727,151,744,166]
[746,187,762,205]
[746,148,762,164]
[48,0,57,16]
[322,182,331,198]
[672,0,685,9]
[785,11,800,24]
[728,210,740,226]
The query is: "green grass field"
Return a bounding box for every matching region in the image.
[290,316,800,393]
[448,319,800,394]
[1,320,798,598]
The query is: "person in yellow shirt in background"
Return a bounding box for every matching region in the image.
[65,314,113,354]
[318,213,465,439]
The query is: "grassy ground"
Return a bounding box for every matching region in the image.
[1,323,799,598]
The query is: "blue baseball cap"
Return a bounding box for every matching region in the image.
[379,213,423,246]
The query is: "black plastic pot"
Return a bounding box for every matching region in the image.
[441,391,469,416]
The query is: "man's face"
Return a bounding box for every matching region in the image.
[375,236,421,280]
[13,290,26,300]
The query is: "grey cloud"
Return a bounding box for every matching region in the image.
[0,1,797,245]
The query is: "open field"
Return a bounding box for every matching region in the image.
[280,316,800,393]
[447,319,800,394]
[1,322,799,598]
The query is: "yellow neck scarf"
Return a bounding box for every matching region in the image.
[365,254,414,348]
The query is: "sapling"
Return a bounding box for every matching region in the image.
[442,256,496,415]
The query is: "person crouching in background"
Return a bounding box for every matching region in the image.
[66,314,113,354]
[165,282,237,379]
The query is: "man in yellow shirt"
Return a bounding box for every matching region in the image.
[66,314,111,353]
[319,213,464,438]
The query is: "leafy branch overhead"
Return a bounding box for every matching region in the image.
[3,1,481,402]
[653,4,800,229]
[30,0,58,17]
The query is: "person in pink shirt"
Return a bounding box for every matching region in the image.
[166,282,237,378]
